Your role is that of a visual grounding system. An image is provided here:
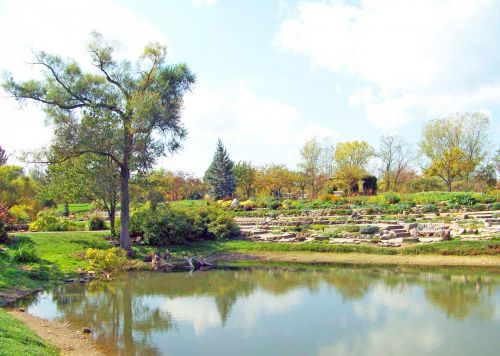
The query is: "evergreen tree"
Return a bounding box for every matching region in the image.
[204,139,236,199]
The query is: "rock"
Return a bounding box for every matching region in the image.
[403,223,417,232]
[18,308,25,312]
[230,199,240,207]
[462,213,469,219]
[82,327,92,334]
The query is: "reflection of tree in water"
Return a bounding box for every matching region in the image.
[423,275,496,320]
[51,273,170,355]
[40,266,500,354]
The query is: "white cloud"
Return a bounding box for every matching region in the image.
[275,0,500,129]
[161,82,340,174]
[161,296,222,335]
[192,0,217,9]
[0,0,168,161]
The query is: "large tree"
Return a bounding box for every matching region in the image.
[3,32,195,251]
[0,165,37,207]
[425,147,470,192]
[333,141,374,193]
[234,161,256,199]
[37,160,90,217]
[298,137,323,199]
[420,112,490,186]
[204,139,236,200]
[377,135,413,191]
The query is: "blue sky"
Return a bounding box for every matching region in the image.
[1,0,499,175]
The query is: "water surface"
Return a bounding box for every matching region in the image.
[19,266,500,355]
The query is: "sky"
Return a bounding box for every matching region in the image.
[1,0,499,176]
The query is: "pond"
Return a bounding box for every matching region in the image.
[16,265,500,356]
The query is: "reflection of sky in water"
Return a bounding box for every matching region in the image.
[23,269,500,356]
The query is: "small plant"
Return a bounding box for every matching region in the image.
[383,192,401,204]
[492,202,500,210]
[11,242,38,263]
[422,204,438,213]
[88,214,106,231]
[85,247,128,275]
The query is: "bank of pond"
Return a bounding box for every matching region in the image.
[4,265,500,355]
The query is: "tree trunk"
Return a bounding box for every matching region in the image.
[120,165,131,251]
[109,206,116,237]
[63,202,70,217]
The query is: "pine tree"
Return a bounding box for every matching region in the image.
[204,139,236,199]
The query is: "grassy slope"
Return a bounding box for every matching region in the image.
[1,232,499,296]
[0,309,58,356]
[167,238,500,256]
[0,231,110,293]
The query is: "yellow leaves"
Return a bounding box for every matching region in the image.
[85,247,128,274]
[426,147,469,183]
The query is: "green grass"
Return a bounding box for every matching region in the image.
[53,203,93,216]
[159,238,500,258]
[0,309,58,356]
[0,231,111,296]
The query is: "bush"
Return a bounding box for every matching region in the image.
[9,205,32,224]
[85,247,128,274]
[449,194,477,207]
[29,211,73,232]
[383,192,401,204]
[11,242,38,263]
[359,225,380,234]
[0,203,14,242]
[88,214,106,231]
[130,203,240,246]
[239,200,254,211]
[422,204,438,213]
[492,202,500,210]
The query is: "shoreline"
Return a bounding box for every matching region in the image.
[214,251,500,267]
[2,250,499,354]
[7,309,103,356]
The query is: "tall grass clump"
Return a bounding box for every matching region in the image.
[11,242,38,263]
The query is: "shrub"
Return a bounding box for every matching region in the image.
[9,205,32,224]
[29,211,72,232]
[239,200,254,211]
[11,242,38,263]
[492,202,500,210]
[383,192,401,204]
[88,214,106,231]
[130,204,240,246]
[0,203,14,242]
[449,194,477,206]
[422,204,438,213]
[359,225,380,234]
[85,247,128,275]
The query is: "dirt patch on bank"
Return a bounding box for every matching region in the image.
[215,251,500,267]
[8,310,103,356]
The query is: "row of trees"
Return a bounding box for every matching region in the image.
[1,32,498,251]
[202,112,498,200]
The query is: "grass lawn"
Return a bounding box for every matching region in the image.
[53,203,93,216]
[0,231,111,297]
[0,309,58,356]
